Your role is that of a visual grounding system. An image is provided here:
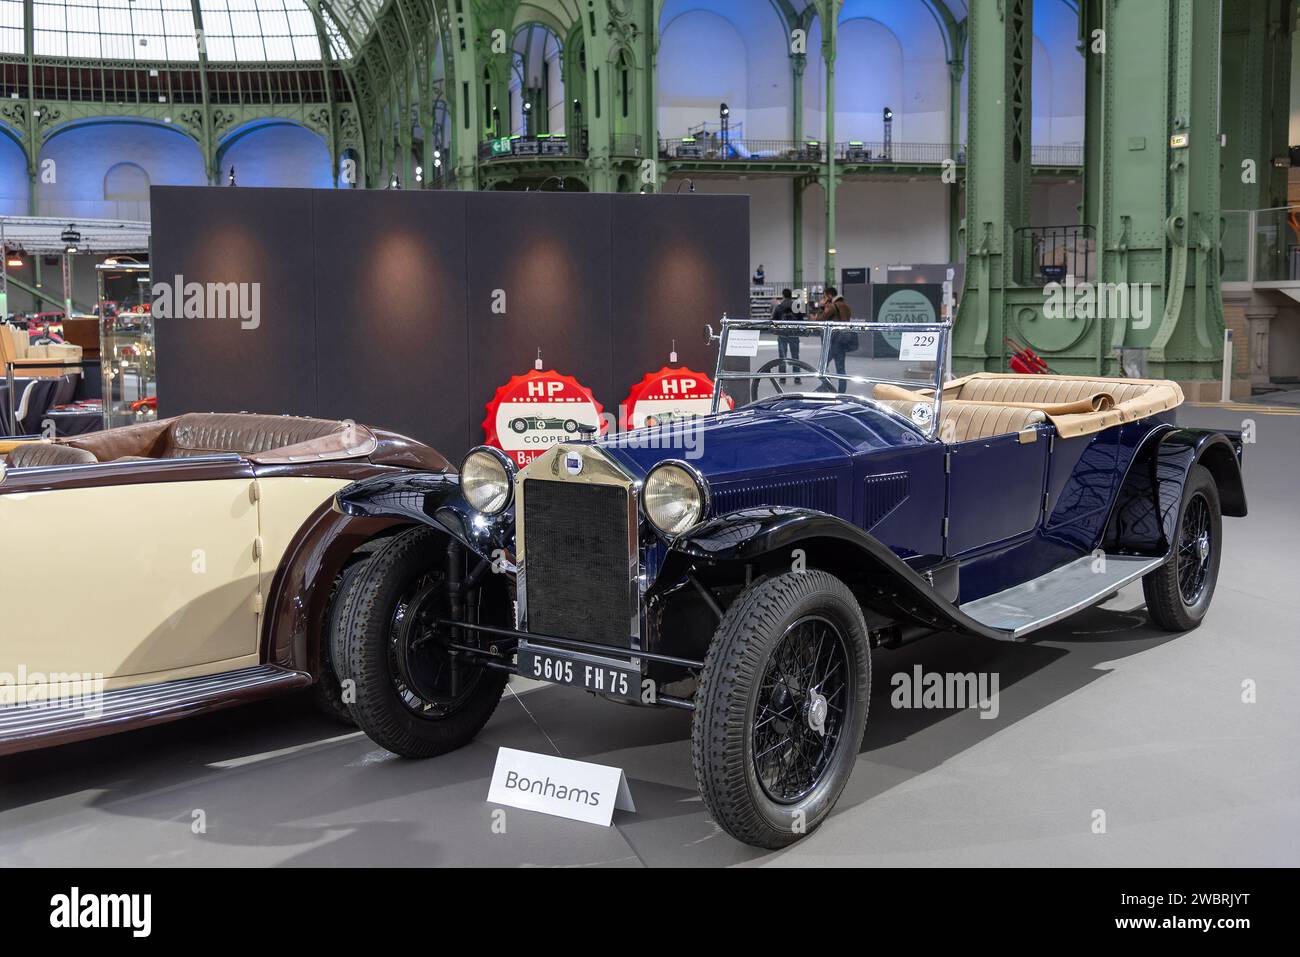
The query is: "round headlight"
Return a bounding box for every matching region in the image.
[643,462,708,537]
[460,447,514,515]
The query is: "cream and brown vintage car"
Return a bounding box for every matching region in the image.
[0,413,451,754]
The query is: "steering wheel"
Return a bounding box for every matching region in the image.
[748,358,837,403]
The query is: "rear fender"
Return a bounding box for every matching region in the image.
[1104,427,1246,556]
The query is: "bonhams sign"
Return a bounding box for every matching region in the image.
[483,368,606,466]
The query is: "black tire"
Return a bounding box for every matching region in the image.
[563,418,579,433]
[338,526,508,758]
[510,418,528,434]
[311,556,370,724]
[1142,464,1222,631]
[692,571,870,849]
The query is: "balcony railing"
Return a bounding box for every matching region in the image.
[660,137,827,162]
[610,133,643,157]
[1029,144,1084,166]
[659,137,1084,168]
[835,141,959,164]
[1013,224,1097,286]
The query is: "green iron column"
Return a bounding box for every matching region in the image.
[819,0,840,286]
[954,0,1034,373]
[189,0,217,185]
[947,54,964,264]
[579,2,617,193]
[791,47,807,286]
[445,0,485,189]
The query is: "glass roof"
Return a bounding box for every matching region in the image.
[1,0,336,62]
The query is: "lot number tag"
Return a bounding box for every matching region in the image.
[488,747,636,827]
[725,329,762,357]
[899,331,940,361]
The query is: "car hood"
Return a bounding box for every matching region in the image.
[597,400,925,485]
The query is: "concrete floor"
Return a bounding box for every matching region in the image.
[3,406,1298,867]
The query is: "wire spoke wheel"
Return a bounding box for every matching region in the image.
[1176,492,1212,605]
[752,615,849,804]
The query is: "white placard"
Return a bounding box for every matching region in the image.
[725,328,762,357]
[487,747,636,827]
[899,331,940,361]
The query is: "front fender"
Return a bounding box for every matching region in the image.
[335,471,513,562]
[651,507,1011,641]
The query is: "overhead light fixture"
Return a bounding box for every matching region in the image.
[5,247,23,268]
[61,225,81,254]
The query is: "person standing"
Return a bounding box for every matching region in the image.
[771,288,801,384]
[820,286,854,393]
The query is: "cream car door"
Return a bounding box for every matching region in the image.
[0,466,261,687]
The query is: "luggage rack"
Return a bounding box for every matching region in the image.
[706,316,952,438]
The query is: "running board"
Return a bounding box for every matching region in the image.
[0,665,310,756]
[959,554,1165,638]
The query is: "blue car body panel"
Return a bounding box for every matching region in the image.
[335,393,1244,641]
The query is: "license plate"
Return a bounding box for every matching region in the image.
[517,646,640,702]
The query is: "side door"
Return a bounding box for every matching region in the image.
[0,458,261,689]
[945,430,1051,557]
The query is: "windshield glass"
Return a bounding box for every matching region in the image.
[709,319,949,433]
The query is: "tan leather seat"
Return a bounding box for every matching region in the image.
[874,373,1183,439]
[878,399,1045,442]
[4,443,98,468]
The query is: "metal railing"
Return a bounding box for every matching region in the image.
[1222,207,1300,283]
[661,137,826,162]
[1029,144,1084,166]
[836,141,959,164]
[659,138,1083,168]
[610,133,643,156]
[1013,224,1097,285]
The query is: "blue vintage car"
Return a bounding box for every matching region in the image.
[333,318,1245,849]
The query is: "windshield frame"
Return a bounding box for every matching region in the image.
[708,317,951,439]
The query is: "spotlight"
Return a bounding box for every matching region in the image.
[415,165,424,184]
[228,165,237,186]
[60,225,80,254]
[720,103,730,118]
[388,174,400,189]
[4,246,22,268]
[883,106,893,122]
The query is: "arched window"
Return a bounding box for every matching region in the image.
[103,161,151,201]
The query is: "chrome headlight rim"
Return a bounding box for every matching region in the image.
[459,445,517,516]
[642,459,711,538]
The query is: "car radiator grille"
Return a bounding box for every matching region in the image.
[522,478,633,648]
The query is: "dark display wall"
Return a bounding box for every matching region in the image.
[151,186,749,457]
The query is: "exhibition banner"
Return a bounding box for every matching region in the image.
[482,368,606,466]
[621,366,732,431]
